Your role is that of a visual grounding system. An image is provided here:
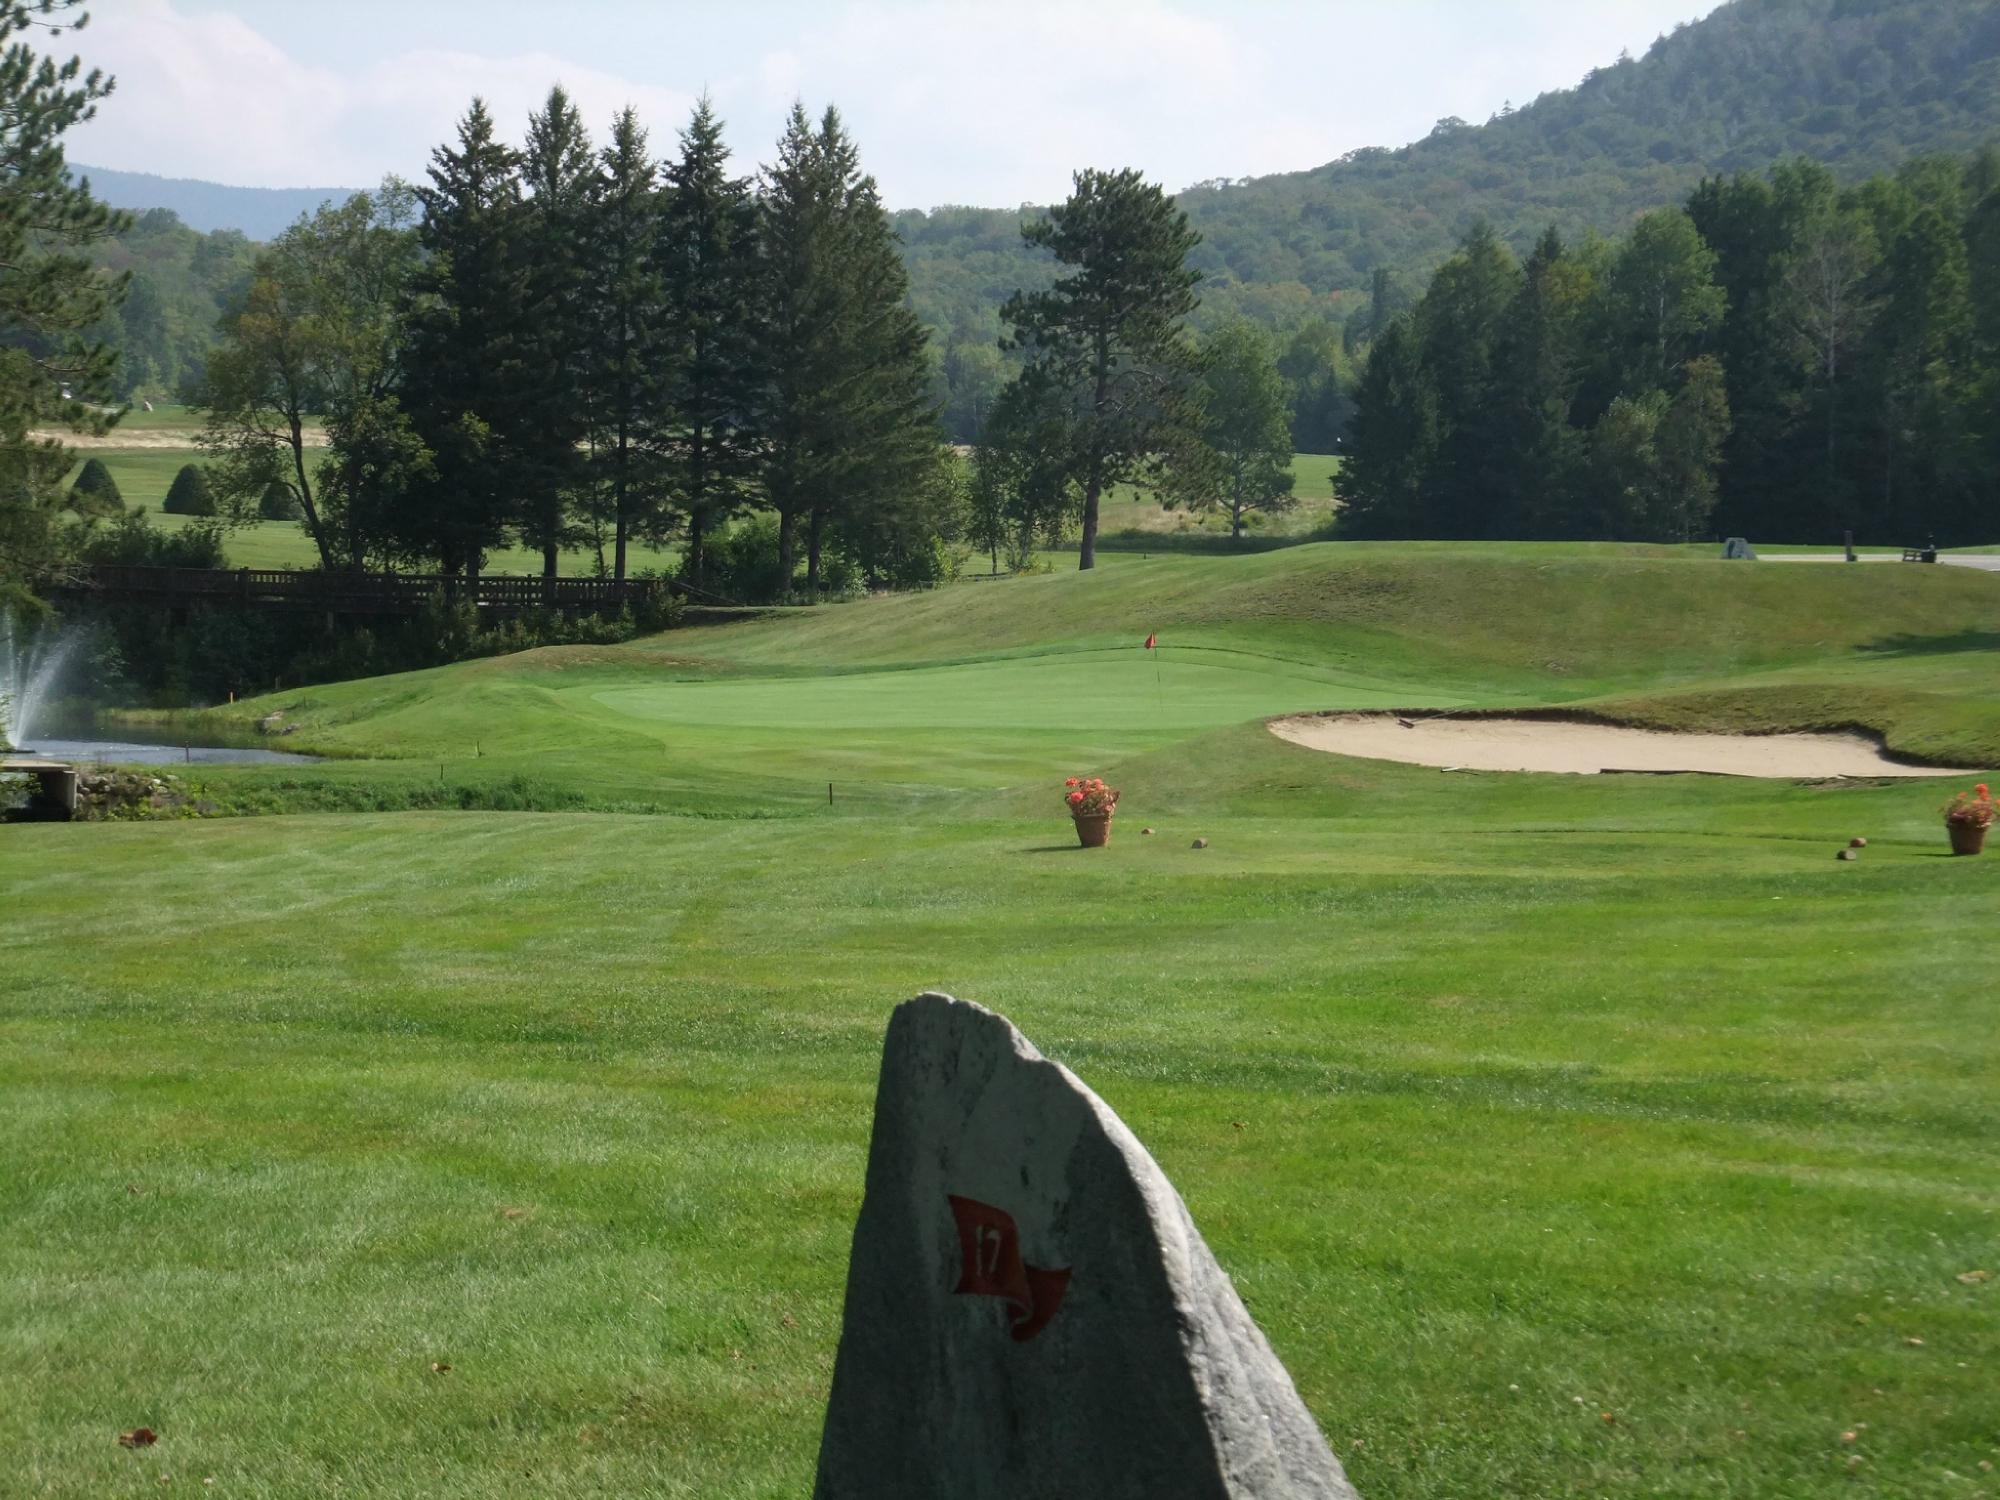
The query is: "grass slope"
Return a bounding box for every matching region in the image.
[6,543,1998,1497]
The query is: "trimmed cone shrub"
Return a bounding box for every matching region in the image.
[69,456,123,517]
[258,480,303,521]
[162,463,215,517]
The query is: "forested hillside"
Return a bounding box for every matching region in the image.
[67,0,2000,419]
[75,165,364,241]
[85,207,256,401]
[898,0,2000,344]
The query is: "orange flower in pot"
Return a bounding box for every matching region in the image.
[1063,776,1120,848]
[1943,783,1995,856]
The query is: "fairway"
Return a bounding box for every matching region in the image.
[6,543,1999,1498]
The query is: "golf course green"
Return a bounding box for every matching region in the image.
[4,542,1997,1497]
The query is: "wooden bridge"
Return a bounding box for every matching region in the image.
[48,565,671,618]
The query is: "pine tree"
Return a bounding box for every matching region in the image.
[517,86,598,582]
[760,105,937,593]
[588,107,666,583]
[0,0,128,606]
[1859,203,1973,538]
[1335,316,1437,537]
[1002,168,1201,569]
[1491,228,1593,536]
[659,98,763,589]
[1412,223,1519,536]
[401,99,528,583]
[760,104,845,593]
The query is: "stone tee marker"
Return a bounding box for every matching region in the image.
[813,992,1358,1499]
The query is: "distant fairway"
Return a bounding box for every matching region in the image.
[5,541,1998,1497]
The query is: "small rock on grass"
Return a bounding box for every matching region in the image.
[1850,837,1868,848]
[1191,837,1209,849]
[1140,827,1155,836]
[1837,848,1858,861]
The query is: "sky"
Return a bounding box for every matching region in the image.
[68,0,1723,211]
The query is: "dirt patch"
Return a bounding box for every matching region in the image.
[1268,712,1982,778]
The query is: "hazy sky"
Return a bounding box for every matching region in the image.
[69,0,1722,209]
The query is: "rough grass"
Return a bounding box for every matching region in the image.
[5,541,1998,1497]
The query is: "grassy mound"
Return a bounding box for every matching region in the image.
[164,545,2000,810]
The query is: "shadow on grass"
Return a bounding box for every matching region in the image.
[1020,844,1092,854]
[1857,630,2000,658]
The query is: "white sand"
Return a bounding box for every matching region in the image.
[1267,713,1981,778]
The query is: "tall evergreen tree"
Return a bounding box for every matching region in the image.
[658,98,763,589]
[1411,223,1519,536]
[1490,227,1593,537]
[401,99,528,583]
[518,85,598,582]
[1001,167,1201,569]
[0,0,128,608]
[1858,202,1973,538]
[760,104,936,593]
[588,107,665,583]
[1336,316,1438,538]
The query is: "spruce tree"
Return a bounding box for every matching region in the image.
[517,86,598,581]
[658,98,763,589]
[401,99,527,584]
[1335,316,1438,537]
[1001,168,1201,569]
[589,107,666,583]
[1491,228,1593,537]
[1859,202,1973,538]
[0,0,128,606]
[760,105,937,593]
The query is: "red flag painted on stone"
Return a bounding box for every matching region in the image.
[1144,633,1156,650]
[947,1194,1071,1342]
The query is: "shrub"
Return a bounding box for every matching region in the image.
[68,457,123,517]
[71,509,228,569]
[162,464,216,516]
[257,480,303,521]
[702,515,790,604]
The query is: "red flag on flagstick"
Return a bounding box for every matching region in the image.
[1144,633,1156,650]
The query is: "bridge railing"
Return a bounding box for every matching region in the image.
[54,565,672,615]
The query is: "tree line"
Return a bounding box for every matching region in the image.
[1337,151,2000,545]
[197,91,945,597]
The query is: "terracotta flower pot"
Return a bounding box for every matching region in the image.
[1073,812,1112,848]
[1948,820,1988,856]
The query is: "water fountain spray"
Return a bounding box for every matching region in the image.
[0,613,77,752]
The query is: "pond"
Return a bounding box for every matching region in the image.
[21,738,322,767]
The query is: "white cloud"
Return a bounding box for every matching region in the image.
[70,0,693,188]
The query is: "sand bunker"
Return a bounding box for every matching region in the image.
[1268,713,1981,779]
